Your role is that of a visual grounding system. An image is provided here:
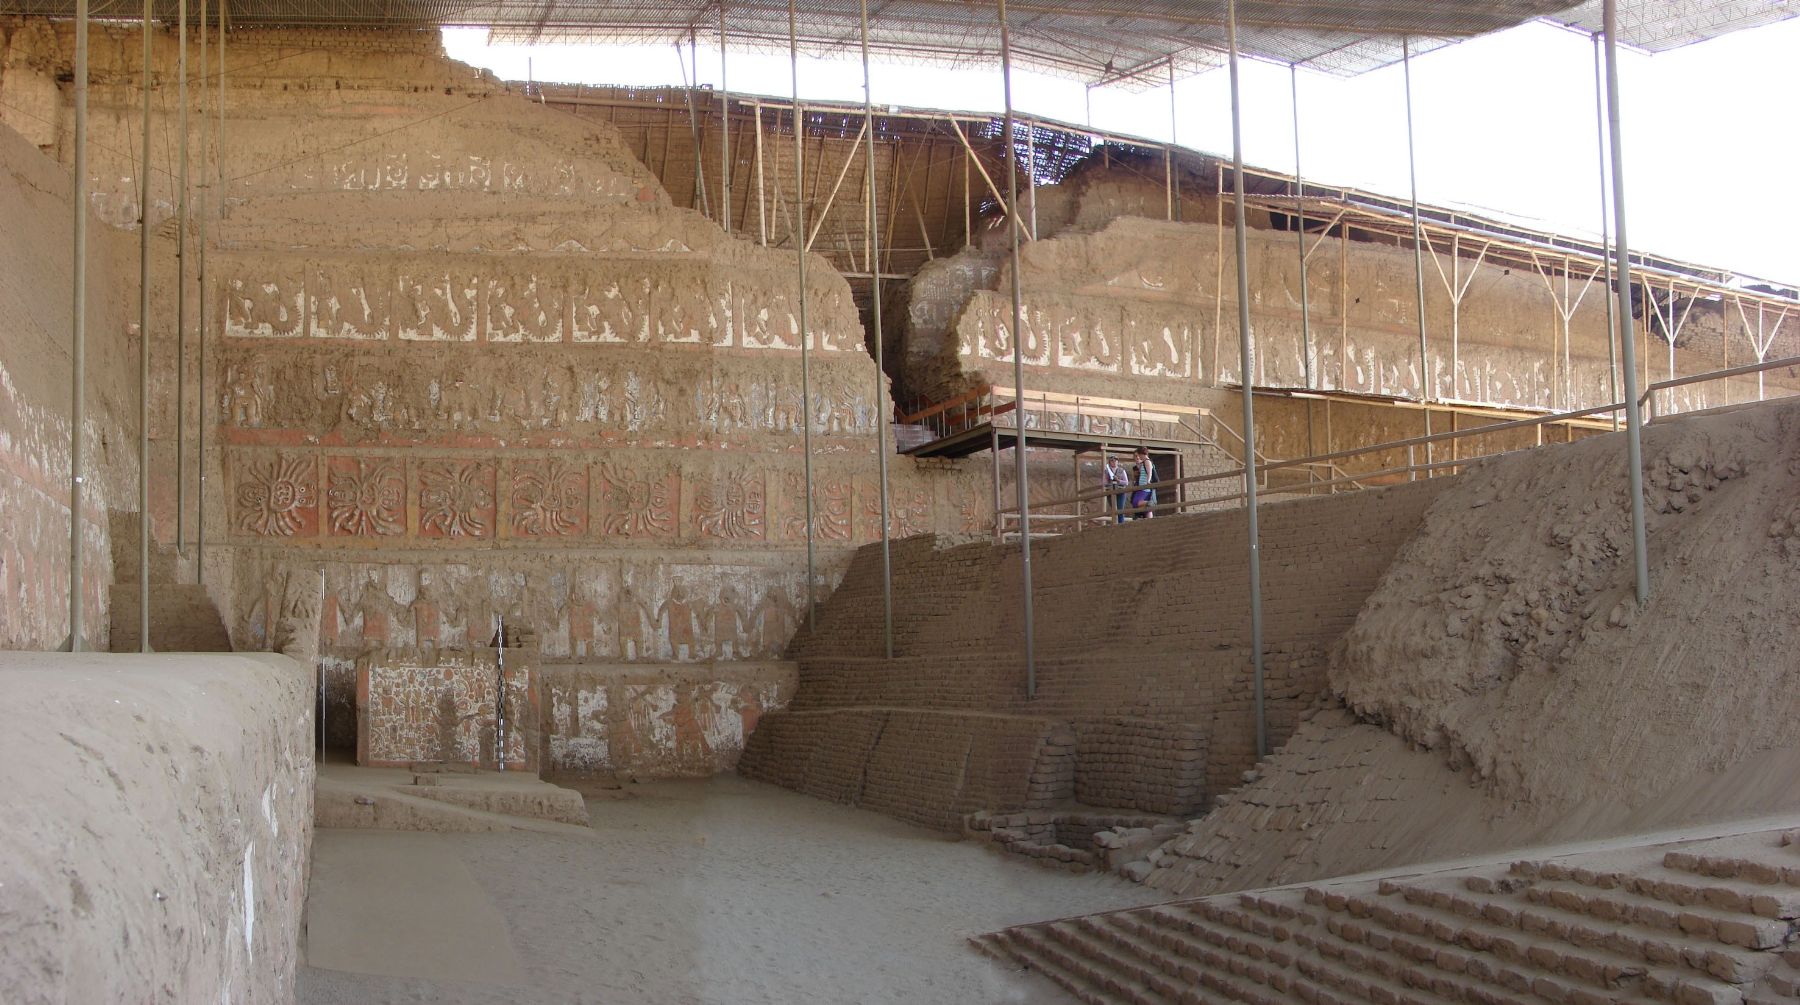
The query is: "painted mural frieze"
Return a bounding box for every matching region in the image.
[234,453,319,537]
[418,460,497,538]
[325,458,406,537]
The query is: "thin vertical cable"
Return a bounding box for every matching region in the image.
[999,0,1035,697]
[858,0,893,660]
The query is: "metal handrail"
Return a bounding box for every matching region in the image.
[1639,353,1800,419]
[995,353,1800,538]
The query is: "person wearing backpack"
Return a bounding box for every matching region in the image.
[1129,446,1157,519]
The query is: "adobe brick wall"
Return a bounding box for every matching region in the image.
[743,477,1454,826]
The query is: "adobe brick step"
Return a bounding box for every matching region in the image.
[1005,923,1170,1005]
[1338,882,1744,1005]
[1098,911,1292,1005]
[1229,890,1546,1005]
[1224,893,1538,1005]
[1042,918,1184,1004]
[1662,849,1800,889]
[107,583,233,653]
[1518,877,1792,950]
[1103,908,1303,1003]
[1425,875,1776,982]
[1174,899,1463,1005]
[973,930,1134,1005]
[1189,898,1481,1005]
[1512,860,1800,919]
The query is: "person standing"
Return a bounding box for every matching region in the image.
[1103,454,1130,524]
[1129,446,1158,519]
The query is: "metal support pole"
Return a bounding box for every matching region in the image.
[719,3,730,234]
[175,0,187,552]
[66,0,89,652]
[858,0,894,660]
[1403,38,1432,461]
[199,0,224,587]
[137,0,152,653]
[1166,60,1177,221]
[999,0,1035,698]
[754,105,766,245]
[1227,0,1266,760]
[1603,0,1650,606]
[195,0,206,575]
[1025,120,1037,239]
[1593,33,1620,431]
[1291,63,1312,390]
[788,0,816,630]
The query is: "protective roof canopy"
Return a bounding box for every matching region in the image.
[2,0,1792,82]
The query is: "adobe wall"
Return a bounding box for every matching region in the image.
[0,24,991,776]
[0,652,314,1004]
[0,91,139,649]
[742,476,1453,825]
[900,165,1798,464]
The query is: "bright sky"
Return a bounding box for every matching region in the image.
[443,18,1800,286]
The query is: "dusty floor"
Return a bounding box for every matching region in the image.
[298,775,1163,1004]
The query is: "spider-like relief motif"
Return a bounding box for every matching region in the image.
[419,461,495,538]
[235,454,317,536]
[511,460,586,536]
[326,459,404,536]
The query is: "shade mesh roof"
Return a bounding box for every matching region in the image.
[2,0,1792,82]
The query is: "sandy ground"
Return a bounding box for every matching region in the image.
[299,775,1163,1004]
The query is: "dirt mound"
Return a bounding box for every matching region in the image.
[1143,398,1800,896]
[1334,398,1800,810]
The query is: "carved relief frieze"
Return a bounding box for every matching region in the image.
[308,262,389,340]
[325,457,405,537]
[510,458,588,537]
[693,468,767,542]
[234,452,319,537]
[594,462,679,538]
[395,269,479,342]
[485,274,566,343]
[418,460,497,539]
[223,267,305,339]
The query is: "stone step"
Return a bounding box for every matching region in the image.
[107,583,232,653]
[1334,882,1744,1005]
